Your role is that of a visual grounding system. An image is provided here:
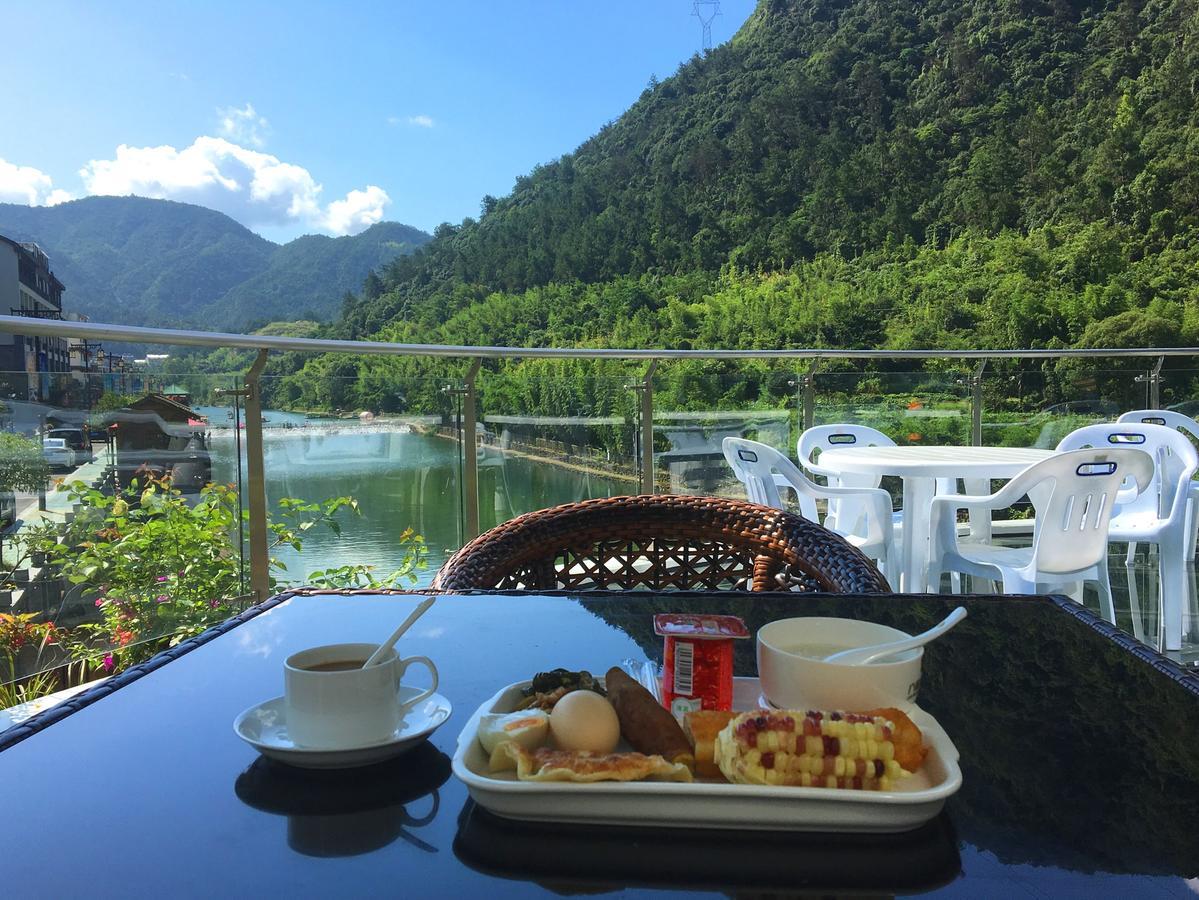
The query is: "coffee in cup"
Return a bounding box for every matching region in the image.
[284,642,439,749]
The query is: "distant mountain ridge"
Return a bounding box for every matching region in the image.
[0,196,430,330]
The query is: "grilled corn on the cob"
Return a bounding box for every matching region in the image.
[714,709,913,790]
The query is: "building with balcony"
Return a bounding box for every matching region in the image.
[0,235,69,401]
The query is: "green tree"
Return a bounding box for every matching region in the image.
[0,432,51,494]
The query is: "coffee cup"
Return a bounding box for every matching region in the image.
[284,642,438,749]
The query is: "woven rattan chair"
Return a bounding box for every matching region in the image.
[432,494,891,593]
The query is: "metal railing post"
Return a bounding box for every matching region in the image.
[639,360,658,494]
[244,350,270,602]
[802,361,821,432]
[1149,356,1164,409]
[463,359,481,540]
[970,359,987,446]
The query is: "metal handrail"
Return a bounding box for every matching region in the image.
[1,314,1192,600]
[1,315,1197,360]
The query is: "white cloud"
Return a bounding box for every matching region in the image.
[80,137,320,223]
[0,159,74,206]
[388,114,434,128]
[321,185,390,235]
[77,136,388,235]
[5,113,390,236]
[217,103,269,148]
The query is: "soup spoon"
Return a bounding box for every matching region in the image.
[362,595,437,668]
[822,606,967,665]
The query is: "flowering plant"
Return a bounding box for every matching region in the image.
[0,612,60,683]
[28,475,425,673]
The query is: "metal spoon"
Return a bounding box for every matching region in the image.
[362,596,437,668]
[822,606,967,665]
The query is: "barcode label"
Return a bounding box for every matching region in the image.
[674,641,694,696]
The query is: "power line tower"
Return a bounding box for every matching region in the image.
[692,0,721,52]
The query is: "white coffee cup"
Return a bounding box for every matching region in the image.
[284,642,438,749]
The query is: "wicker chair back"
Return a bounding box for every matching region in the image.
[432,494,890,593]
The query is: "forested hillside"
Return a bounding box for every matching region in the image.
[202,222,431,329]
[0,197,429,330]
[274,0,1199,412]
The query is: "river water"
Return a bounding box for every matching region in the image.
[203,410,628,588]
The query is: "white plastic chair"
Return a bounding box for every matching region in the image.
[1056,422,1198,650]
[798,424,897,485]
[796,425,899,554]
[723,437,895,576]
[798,424,966,570]
[1117,409,1199,559]
[927,448,1154,618]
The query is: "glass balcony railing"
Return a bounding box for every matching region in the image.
[0,315,1195,719]
[254,374,462,586]
[0,371,249,709]
[814,369,973,446]
[651,368,797,497]
[477,371,637,527]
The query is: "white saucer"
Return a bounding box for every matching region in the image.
[234,687,452,769]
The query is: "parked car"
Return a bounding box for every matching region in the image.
[42,437,75,471]
[0,491,15,529]
[46,427,93,464]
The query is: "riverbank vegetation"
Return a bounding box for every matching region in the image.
[0,476,425,698]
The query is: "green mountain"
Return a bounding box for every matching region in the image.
[0,196,430,330]
[203,222,432,329]
[326,0,1199,361]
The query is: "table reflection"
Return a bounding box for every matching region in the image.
[454,801,961,896]
[576,592,1199,877]
[235,742,450,857]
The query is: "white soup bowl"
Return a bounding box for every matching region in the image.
[757,617,922,711]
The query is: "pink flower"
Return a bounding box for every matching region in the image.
[94,598,105,608]
[208,599,220,609]
[156,595,169,604]
[102,654,114,672]
[156,576,168,583]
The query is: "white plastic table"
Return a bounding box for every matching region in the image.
[818,445,1055,592]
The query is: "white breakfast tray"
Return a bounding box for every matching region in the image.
[451,676,962,833]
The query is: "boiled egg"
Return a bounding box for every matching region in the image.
[549,690,621,753]
[477,709,551,754]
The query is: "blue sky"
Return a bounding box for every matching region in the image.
[0,1,755,242]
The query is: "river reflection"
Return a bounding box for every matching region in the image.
[208,421,628,585]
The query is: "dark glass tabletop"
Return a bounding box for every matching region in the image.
[2,589,1197,898]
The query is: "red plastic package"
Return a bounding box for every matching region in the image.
[654,614,749,719]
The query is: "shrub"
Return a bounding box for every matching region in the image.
[27,475,425,673]
[0,432,51,494]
